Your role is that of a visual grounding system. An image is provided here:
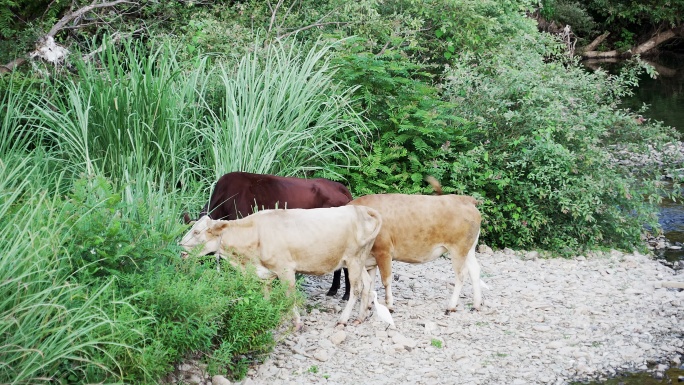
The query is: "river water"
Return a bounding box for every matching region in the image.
[621,52,684,263]
[578,52,684,384]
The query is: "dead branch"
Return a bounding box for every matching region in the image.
[582,50,620,59]
[559,25,576,56]
[1,0,136,74]
[625,28,679,57]
[581,31,610,53]
[0,58,27,74]
[47,0,135,37]
[267,0,285,36]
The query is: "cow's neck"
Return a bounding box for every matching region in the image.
[217,220,260,262]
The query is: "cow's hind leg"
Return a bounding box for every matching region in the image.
[446,249,468,314]
[338,261,364,325]
[375,249,395,312]
[327,269,342,296]
[342,267,351,300]
[466,243,482,310]
[326,268,351,300]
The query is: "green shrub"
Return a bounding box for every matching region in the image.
[441,35,678,252]
[122,259,298,382]
[330,42,476,195]
[58,175,184,283]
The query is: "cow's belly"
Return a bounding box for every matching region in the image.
[393,245,448,264]
[295,258,345,276]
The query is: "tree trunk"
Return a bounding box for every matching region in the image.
[582,50,620,59]
[624,28,679,57]
[581,31,610,53]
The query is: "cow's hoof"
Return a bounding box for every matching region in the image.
[326,289,338,297]
[341,294,350,301]
[352,319,362,326]
[336,321,347,328]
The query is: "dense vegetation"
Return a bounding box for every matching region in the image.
[1,0,682,383]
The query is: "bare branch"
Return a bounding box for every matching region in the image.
[47,0,135,37]
[375,40,391,57]
[581,31,610,53]
[0,58,27,74]
[267,0,285,35]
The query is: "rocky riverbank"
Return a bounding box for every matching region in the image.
[173,248,683,385]
[235,248,682,385]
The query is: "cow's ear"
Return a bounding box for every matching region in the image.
[208,221,229,236]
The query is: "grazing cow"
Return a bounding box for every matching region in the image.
[344,184,483,314]
[182,171,354,299]
[179,206,382,327]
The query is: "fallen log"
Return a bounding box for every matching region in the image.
[582,50,620,59]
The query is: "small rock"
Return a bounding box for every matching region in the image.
[392,333,417,349]
[212,375,232,385]
[503,247,515,256]
[314,350,329,362]
[524,251,539,261]
[533,325,551,332]
[330,330,346,345]
[478,244,493,255]
[547,340,565,349]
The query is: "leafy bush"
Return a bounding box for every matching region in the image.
[553,1,596,39]
[441,35,677,252]
[58,175,184,283]
[120,259,298,382]
[330,42,475,194]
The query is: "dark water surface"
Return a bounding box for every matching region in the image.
[622,52,684,262]
[577,53,684,384]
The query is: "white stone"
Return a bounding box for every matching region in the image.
[330,330,346,345]
[212,375,231,385]
[313,350,329,362]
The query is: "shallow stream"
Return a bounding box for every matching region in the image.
[580,52,684,384]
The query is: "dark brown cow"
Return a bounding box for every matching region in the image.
[183,171,353,298]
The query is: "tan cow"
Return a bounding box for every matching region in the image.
[179,206,382,327]
[348,193,482,314]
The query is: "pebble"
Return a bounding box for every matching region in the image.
[176,249,684,385]
[330,330,346,345]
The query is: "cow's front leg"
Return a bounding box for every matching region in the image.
[274,266,303,330]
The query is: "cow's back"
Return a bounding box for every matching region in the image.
[348,194,481,262]
[246,206,381,275]
[207,172,353,220]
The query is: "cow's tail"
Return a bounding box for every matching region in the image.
[360,207,383,249]
[425,175,443,195]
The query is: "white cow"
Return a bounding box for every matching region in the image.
[179,206,382,327]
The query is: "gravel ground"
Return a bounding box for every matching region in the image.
[230,248,684,385]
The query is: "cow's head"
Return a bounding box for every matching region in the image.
[179,216,229,258]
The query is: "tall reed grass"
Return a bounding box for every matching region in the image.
[32,38,206,190]
[0,159,142,384]
[200,39,368,178]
